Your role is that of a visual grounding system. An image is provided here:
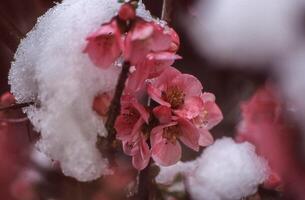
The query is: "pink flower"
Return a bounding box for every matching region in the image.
[84,20,122,69]
[115,95,149,140]
[123,20,175,64]
[147,67,222,147]
[180,92,223,146]
[118,3,136,21]
[125,52,181,94]
[123,134,150,170]
[167,28,180,53]
[150,109,200,166]
[147,66,203,112]
[114,95,150,170]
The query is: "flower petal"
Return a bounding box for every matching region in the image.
[198,128,214,146]
[153,105,172,124]
[132,136,151,170]
[177,118,200,151]
[167,28,180,53]
[152,66,181,89]
[115,115,134,140]
[125,60,151,94]
[152,139,182,166]
[150,23,172,52]
[131,99,150,124]
[201,94,223,130]
[123,20,154,64]
[174,96,203,119]
[171,74,203,97]
[146,52,181,78]
[147,84,171,107]
[150,122,177,147]
[84,20,121,68]
[122,140,137,156]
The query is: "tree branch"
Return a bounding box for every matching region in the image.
[96,61,130,168]
[104,61,130,140]
[0,102,34,111]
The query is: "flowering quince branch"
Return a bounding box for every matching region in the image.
[3,0,222,198]
[84,0,223,198]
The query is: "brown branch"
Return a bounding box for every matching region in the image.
[0,102,34,111]
[0,117,28,123]
[96,61,130,167]
[161,0,174,23]
[136,165,151,200]
[105,61,130,139]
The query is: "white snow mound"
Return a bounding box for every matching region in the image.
[9,0,151,181]
[187,138,269,200]
[156,138,269,200]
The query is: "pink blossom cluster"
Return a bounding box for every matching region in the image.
[84,3,223,170]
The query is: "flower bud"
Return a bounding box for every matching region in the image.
[118,3,136,21]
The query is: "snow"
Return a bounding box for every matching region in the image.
[190,0,305,66]
[156,138,269,200]
[31,148,53,170]
[9,0,152,181]
[155,161,196,185]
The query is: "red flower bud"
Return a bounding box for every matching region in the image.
[118,3,136,21]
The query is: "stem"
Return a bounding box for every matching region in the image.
[136,165,151,200]
[161,0,174,23]
[97,62,130,166]
[0,117,28,123]
[0,102,34,111]
[96,61,130,166]
[105,61,130,139]
[136,1,174,199]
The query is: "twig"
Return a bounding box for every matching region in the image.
[161,0,174,23]
[136,165,151,200]
[105,61,130,139]
[96,61,130,168]
[0,102,34,111]
[0,117,28,123]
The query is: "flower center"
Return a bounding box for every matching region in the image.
[162,86,185,109]
[193,110,209,128]
[163,125,181,144]
[96,33,114,48]
[123,107,140,125]
[141,124,150,139]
